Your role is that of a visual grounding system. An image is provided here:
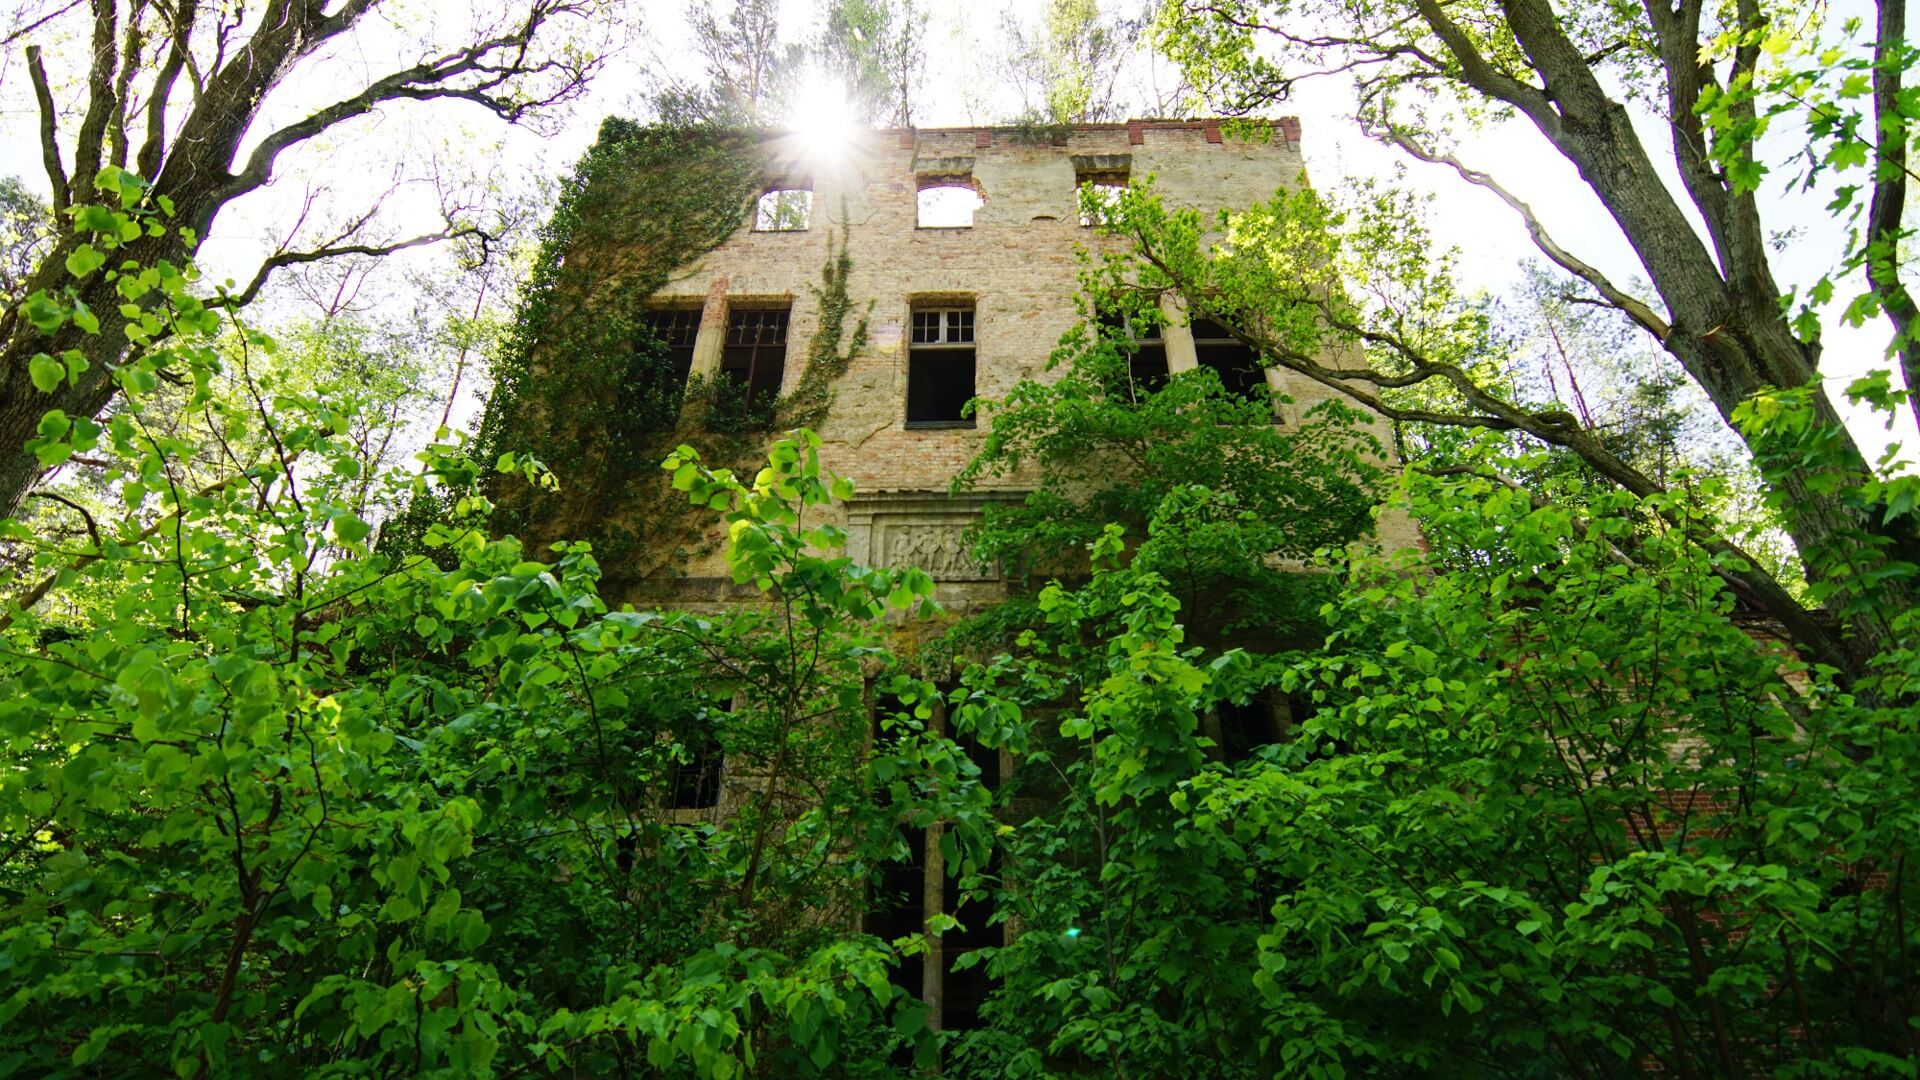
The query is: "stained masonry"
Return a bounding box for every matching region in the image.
[602,119,1416,610]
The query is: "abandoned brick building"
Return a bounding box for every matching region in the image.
[506,118,1417,1031]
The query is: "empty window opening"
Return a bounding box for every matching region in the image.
[1078,171,1129,227]
[1096,309,1168,402]
[754,187,812,231]
[715,307,789,426]
[941,845,1002,1031]
[1191,318,1274,416]
[918,181,983,228]
[942,682,1001,1031]
[650,308,700,389]
[1212,695,1282,764]
[873,822,929,1002]
[908,307,977,428]
[666,710,724,809]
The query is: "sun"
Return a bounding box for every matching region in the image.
[789,74,856,159]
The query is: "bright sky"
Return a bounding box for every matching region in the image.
[0,0,1910,461]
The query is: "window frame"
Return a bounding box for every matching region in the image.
[714,305,792,428]
[906,305,979,429]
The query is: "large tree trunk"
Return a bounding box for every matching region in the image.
[2,0,586,522]
[1470,0,1913,673]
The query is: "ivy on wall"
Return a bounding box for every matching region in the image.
[473,120,867,583]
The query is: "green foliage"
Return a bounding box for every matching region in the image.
[475,121,868,579]
[0,216,998,1076]
[936,467,1920,1078]
[474,117,765,566]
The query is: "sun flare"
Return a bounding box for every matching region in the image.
[789,75,856,159]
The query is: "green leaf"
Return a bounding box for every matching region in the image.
[28,354,63,393]
[65,244,106,279]
[333,514,373,545]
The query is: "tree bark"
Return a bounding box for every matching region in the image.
[2,0,586,520]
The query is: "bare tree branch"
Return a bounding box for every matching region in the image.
[1379,125,1674,343]
[137,0,197,179]
[71,0,123,200]
[25,45,71,215]
[0,0,86,48]
[218,0,593,206]
[219,225,488,309]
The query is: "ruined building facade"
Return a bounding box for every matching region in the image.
[620,119,1414,611]
[519,119,1413,1031]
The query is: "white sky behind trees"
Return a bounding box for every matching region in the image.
[0,0,1909,456]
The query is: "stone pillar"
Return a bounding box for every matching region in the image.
[690,275,730,378]
[1161,292,1197,373]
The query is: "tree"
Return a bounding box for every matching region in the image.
[0,201,984,1073]
[813,0,928,126]
[953,284,1384,645]
[0,177,55,310]
[666,0,806,124]
[1000,0,1140,124]
[1151,0,1920,680]
[0,0,602,522]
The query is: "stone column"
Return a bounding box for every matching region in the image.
[1161,292,1197,373]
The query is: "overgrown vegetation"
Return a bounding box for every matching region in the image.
[6,0,1920,1073]
[472,120,867,582]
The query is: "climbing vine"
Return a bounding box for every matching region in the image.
[473,121,868,583]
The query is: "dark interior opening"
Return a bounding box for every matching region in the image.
[1098,311,1169,401]
[907,308,977,426]
[665,716,722,809]
[941,846,1002,1031]
[1216,695,1281,763]
[1191,319,1271,409]
[719,308,789,411]
[906,351,976,425]
[650,308,699,388]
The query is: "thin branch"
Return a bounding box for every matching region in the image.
[25,45,70,215]
[217,0,593,207]
[1,0,85,48]
[28,490,103,552]
[1379,125,1673,342]
[218,225,487,309]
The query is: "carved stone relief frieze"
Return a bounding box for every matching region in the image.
[845,492,1025,583]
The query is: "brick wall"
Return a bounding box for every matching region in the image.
[596,120,1419,589]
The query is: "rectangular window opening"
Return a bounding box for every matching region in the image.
[1191,318,1277,420]
[1215,694,1281,764]
[1078,171,1130,227]
[666,700,725,809]
[715,307,789,429]
[650,308,700,388]
[754,188,812,231]
[918,179,983,228]
[941,681,1001,1032]
[907,306,977,428]
[1096,308,1168,402]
